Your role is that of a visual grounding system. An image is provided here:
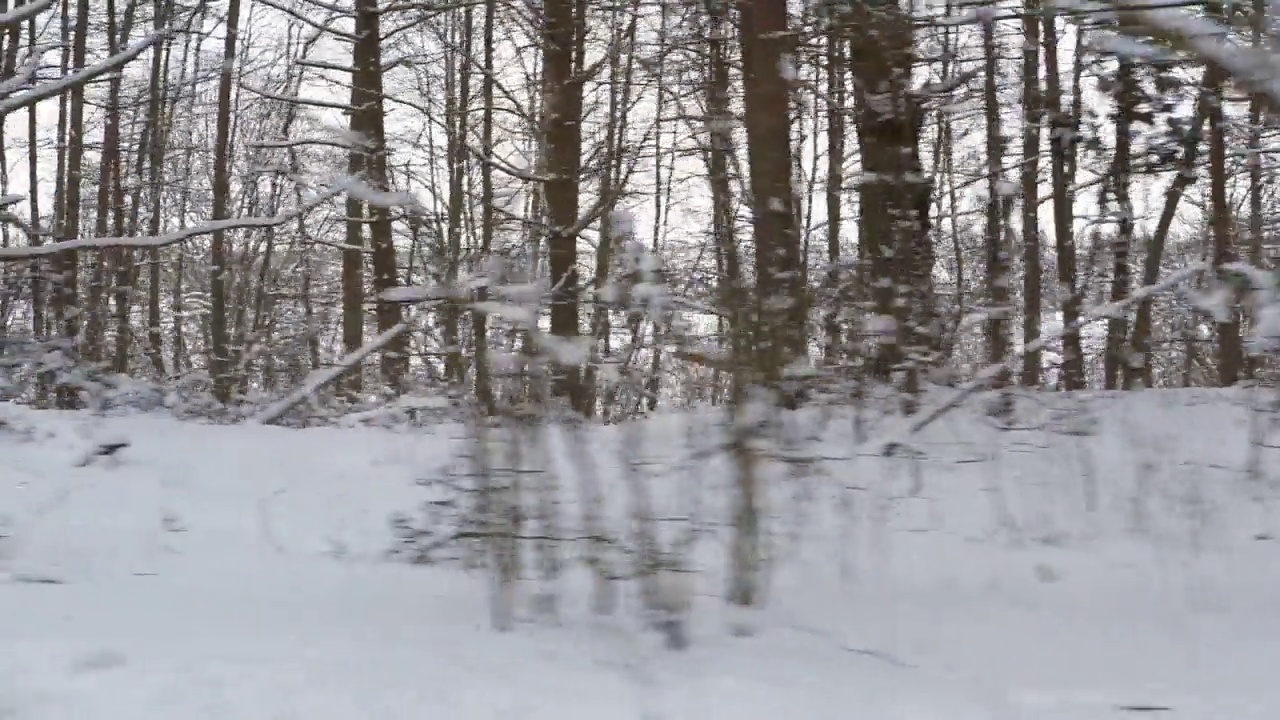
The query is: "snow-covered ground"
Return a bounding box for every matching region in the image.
[2,389,1278,718]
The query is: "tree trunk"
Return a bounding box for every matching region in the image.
[209,0,242,402]
[982,17,1010,394]
[1021,0,1042,387]
[1246,0,1266,378]
[144,0,173,378]
[1208,60,1242,386]
[27,11,46,403]
[824,28,845,366]
[705,0,742,408]
[1104,59,1135,390]
[342,24,367,396]
[360,0,406,391]
[474,0,497,415]
[55,0,90,408]
[731,0,801,616]
[542,0,587,409]
[1043,9,1083,390]
[848,1,931,409]
[443,7,472,387]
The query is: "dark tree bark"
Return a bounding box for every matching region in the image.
[542,0,587,409]
[1104,59,1136,390]
[739,0,803,401]
[824,29,845,366]
[1207,61,1242,386]
[847,1,932,408]
[982,17,1010,392]
[474,0,497,415]
[355,0,407,392]
[1021,0,1042,387]
[342,24,367,396]
[209,0,242,402]
[1044,9,1083,390]
[54,0,90,408]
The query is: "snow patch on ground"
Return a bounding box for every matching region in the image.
[1,390,1278,718]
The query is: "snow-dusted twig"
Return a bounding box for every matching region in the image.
[1071,0,1280,113]
[250,321,416,425]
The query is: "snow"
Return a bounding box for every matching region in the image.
[610,208,636,239]
[379,285,451,303]
[3,390,1280,718]
[777,55,798,82]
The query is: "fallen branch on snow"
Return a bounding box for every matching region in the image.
[250,321,414,426]
[872,262,1209,457]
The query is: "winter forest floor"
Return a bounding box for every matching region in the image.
[2,388,1280,718]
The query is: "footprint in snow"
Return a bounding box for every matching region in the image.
[69,649,127,674]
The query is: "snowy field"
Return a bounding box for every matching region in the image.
[2,388,1279,719]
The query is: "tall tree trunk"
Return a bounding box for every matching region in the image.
[1246,0,1266,378]
[85,0,126,366]
[169,0,207,377]
[848,1,930,409]
[54,0,90,408]
[542,0,586,409]
[144,0,173,378]
[1208,60,1242,385]
[354,0,406,392]
[730,0,801,619]
[824,28,844,366]
[27,10,46,403]
[982,17,1010,393]
[342,21,367,396]
[583,0,639,417]
[444,8,472,386]
[473,0,496,415]
[209,0,242,402]
[1104,59,1136,390]
[1043,9,1083,390]
[1021,0,1042,387]
[0,14,18,337]
[705,0,741,407]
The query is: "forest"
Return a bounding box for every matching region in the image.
[3,0,1280,714]
[0,0,1276,412]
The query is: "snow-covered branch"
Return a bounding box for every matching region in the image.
[250,137,353,151]
[0,34,160,117]
[0,187,343,261]
[0,0,54,29]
